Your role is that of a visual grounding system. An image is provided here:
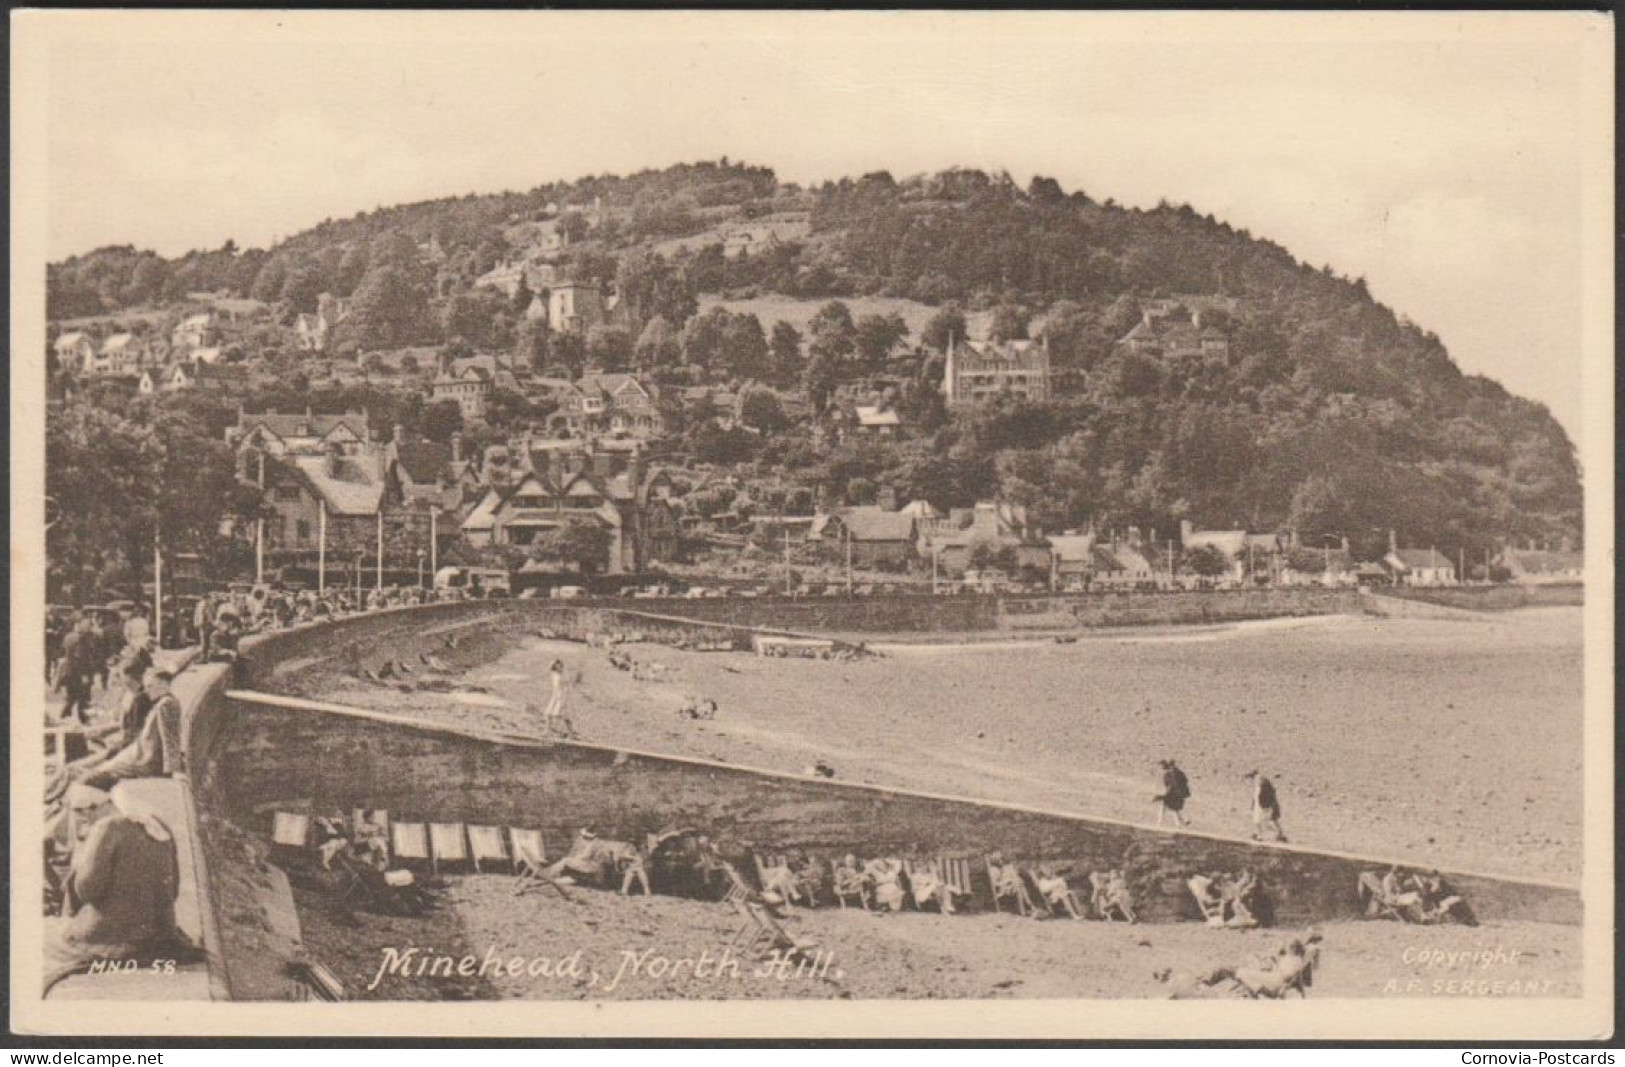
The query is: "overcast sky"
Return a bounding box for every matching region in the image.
[32,11,1610,439]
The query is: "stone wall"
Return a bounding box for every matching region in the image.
[1376,584,1584,612]
[207,692,1580,934]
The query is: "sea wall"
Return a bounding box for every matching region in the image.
[208,692,1580,934]
[174,599,1581,1000]
[1377,584,1584,612]
[625,588,1367,634]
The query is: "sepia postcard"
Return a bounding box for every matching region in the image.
[9,9,1615,1041]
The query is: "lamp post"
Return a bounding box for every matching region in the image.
[417,548,426,589]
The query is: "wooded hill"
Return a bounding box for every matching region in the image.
[46,160,1582,556]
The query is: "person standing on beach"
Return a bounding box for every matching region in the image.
[1244,770,1287,842]
[1155,758,1192,828]
[539,658,575,735]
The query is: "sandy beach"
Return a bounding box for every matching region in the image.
[321,607,1583,883]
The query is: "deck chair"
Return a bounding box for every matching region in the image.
[429,823,469,874]
[743,901,818,960]
[987,858,1037,916]
[720,861,756,905]
[832,864,871,910]
[511,829,570,899]
[728,900,774,955]
[902,858,958,913]
[467,825,508,873]
[1187,874,1228,925]
[272,812,312,849]
[390,821,430,865]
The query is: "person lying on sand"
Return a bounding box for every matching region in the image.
[1158,933,1322,999]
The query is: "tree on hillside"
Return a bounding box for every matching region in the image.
[988,303,1030,342]
[921,303,968,352]
[635,315,680,370]
[586,324,633,372]
[854,312,909,372]
[739,389,788,433]
[768,321,803,387]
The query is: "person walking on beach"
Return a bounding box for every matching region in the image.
[1155,758,1192,828]
[540,658,575,736]
[1244,770,1287,842]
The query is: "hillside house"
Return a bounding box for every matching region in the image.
[294,296,352,353]
[432,365,491,421]
[942,336,1051,406]
[548,282,605,334]
[1118,302,1231,359]
[548,374,663,439]
[171,312,218,351]
[228,410,371,458]
[810,506,918,570]
[54,332,96,372]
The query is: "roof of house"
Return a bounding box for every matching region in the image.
[55,331,89,349]
[1109,545,1154,573]
[393,438,452,485]
[819,506,916,543]
[178,313,213,329]
[1046,534,1097,562]
[1389,548,1453,570]
[288,453,386,516]
[102,333,135,353]
[1183,528,1248,555]
[1503,549,1583,573]
[237,412,370,441]
[855,405,902,427]
[193,346,223,364]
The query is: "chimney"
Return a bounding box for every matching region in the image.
[1180,519,1194,545]
[392,423,405,446]
[1389,529,1399,554]
[451,432,464,464]
[878,485,899,512]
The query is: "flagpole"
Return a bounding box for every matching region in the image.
[153,530,163,649]
[318,498,327,592]
[376,509,384,591]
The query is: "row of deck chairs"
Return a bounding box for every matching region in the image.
[271,811,549,880]
[756,851,1134,922]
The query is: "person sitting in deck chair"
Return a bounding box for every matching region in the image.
[907,862,958,915]
[832,854,873,910]
[1088,869,1137,922]
[864,858,908,912]
[1221,869,1265,928]
[1034,863,1085,920]
[988,853,1039,916]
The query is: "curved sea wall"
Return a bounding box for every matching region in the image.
[175,600,1581,1000]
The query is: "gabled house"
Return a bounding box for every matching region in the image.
[228,410,371,457]
[548,374,663,438]
[94,333,142,376]
[1384,547,1456,586]
[432,364,491,420]
[548,282,604,334]
[1498,548,1583,584]
[941,337,1051,406]
[1118,302,1231,359]
[810,506,918,569]
[923,501,1050,576]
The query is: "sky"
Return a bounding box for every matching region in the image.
[30,10,1611,439]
